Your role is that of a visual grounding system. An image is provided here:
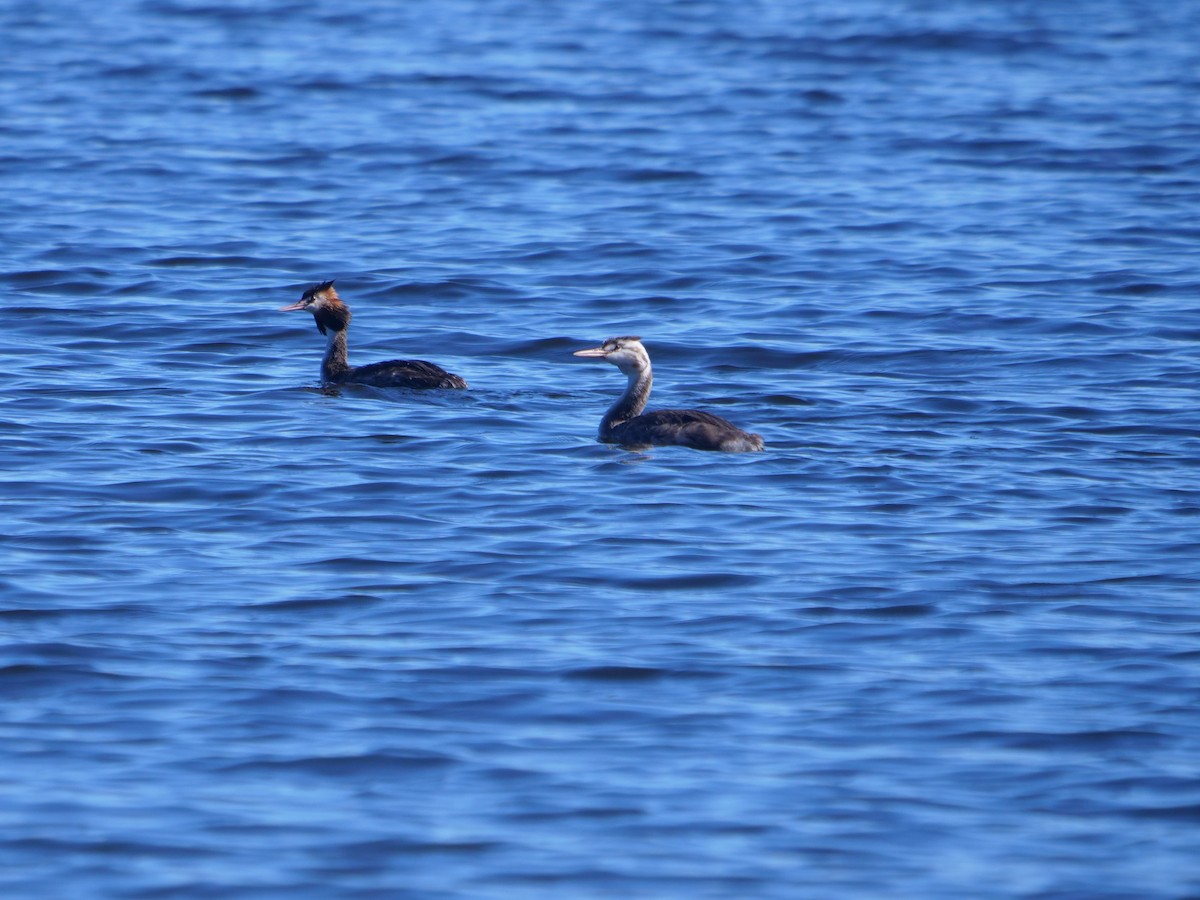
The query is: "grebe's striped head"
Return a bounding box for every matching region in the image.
[278,280,350,335]
[573,335,650,375]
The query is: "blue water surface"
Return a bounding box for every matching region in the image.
[2,0,1199,897]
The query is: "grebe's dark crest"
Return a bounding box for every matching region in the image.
[573,336,764,452]
[279,280,467,389]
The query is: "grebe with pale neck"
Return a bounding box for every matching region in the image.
[573,336,764,452]
[279,280,467,389]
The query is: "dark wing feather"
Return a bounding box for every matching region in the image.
[343,359,468,389]
[610,409,762,452]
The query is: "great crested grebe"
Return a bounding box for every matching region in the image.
[279,280,467,389]
[573,336,764,452]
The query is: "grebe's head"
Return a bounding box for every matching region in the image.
[279,280,350,334]
[573,335,649,375]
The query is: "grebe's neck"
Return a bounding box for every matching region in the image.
[322,328,351,382]
[600,362,652,439]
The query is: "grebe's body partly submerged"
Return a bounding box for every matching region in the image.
[279,281,467,389]
[573,336,764,452]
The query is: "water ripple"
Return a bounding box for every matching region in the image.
[2,0,1199,898]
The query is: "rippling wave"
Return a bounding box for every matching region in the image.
[2,0,1199,897]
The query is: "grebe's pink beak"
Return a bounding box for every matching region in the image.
[573,346,608,358]
[278,300,308,312]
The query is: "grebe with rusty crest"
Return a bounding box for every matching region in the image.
[279,280,467,389]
